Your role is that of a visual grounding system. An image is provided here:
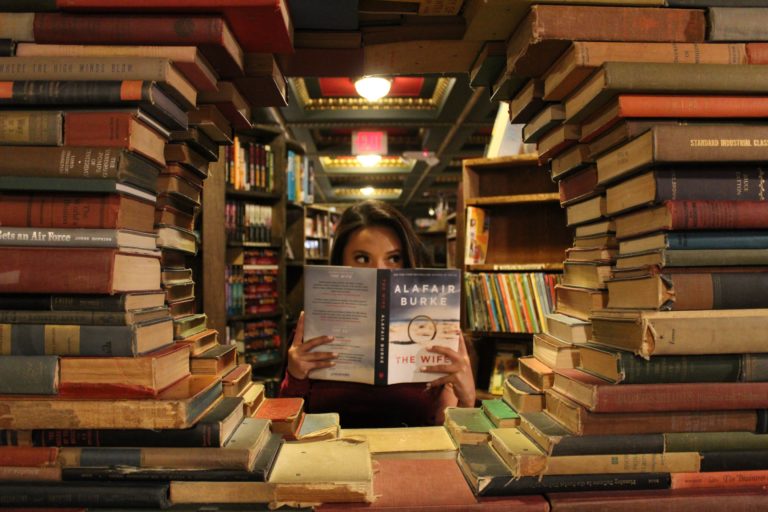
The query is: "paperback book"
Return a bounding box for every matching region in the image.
[304,265,461,385]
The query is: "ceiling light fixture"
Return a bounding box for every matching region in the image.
[354,76,392,102]
[356,154,382,167]
[360,186,375,196]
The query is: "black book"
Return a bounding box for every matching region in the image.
[457,444,670,496]
[0,482,171,508]
[700,450,768,472]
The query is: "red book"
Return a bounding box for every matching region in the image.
[0,192,155,232]
[32,12,244,78]
[672,470,768,490]
[581,94,768,143]
[558,166,600,206]
[546,488,768,511]
[252,397,303,436]
[553,368,768,413]
[0,247,160,294]
[747,43,768,64]
[55,0,294,55]
[0,446,58,467]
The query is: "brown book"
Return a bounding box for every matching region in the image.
[562,260,611,290]
[0,110,62,145]
[364,40,482,76]
[361,15,465,46]
[0,247,160,294]
[564,246,617,263]
[572,233,617,249]
[591,308,768,358]
[615,200,768,240]
[545,389,758,436]
[156,224,198,255]
[0,56,196,109]
[586,120,670,160]
[0,192,155,233]
[199,81,252,131]
[155,204,196,231]
[164,279,195,302]
[708,7,768,41]
[544,42,746,102]
[565,62,768,123]
[188,104,232,144]
[596,124,768,186]
[509,79,545,124]
[165,143,212,178]
[546,488,768,511]
[0,374,222,430]
[221,363,252,398]
[443,407,494,446]
[536,123,580,161]
[575,219,615,238]
[176,327,219,357]
[15,43,219,92]
[518,356,555,392]
[507,5,705,79]
[558,165,600,206]
[157,173,203,205]
[545,313,592,345]
[608,267,768,311]
[555,284,608,322]
[59,343,190,398]
[233,53,287,108]
[523,104,565,143]
[551,145,592,181]
[167,297,197,319]
[566,194,606,227]
[469,41,506,88]
[252,397,304,437]
[503,374,544,414]
[533,332,580,370]
[605,166,767,217]
[190,343,237,377]
[64,111,167,166]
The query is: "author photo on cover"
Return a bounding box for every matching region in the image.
[279,199,476,427]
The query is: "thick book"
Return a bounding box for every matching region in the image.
[545,488,768,511]
[619,230,768,255]
[54,0,294,55]
[339,426,457,460]
[581,94,768,143]
[607,266,768,310]
[0,291,165,312]
[0,192,155,233]
[614,200,768,240]
[596,124,768,185]
[0,80,187,131]
[577,343,768,385]
[503,374,544,414]
[16,43,218,92]
[554,284,608,322]
[58,343,190,398]
[0,247,160,294]
[545,313,591,345]
[591,308,768,358]
[490,427,700,477]
[482,398,520,428]
[0,306,170,325]
[506,5,705,79]
[233,52,287,108]
[545,389,759,436]
[0,374,222,430]
[443,407,494,445]
[708,7,768,41]
[304,265,461,385]
[671,470,768,491]
[0,356,58,395]
[544,43,746,102]
[0,56,195,109]
[552,367,768,413]
[1,396,244,448]
[617,248,768,268]
[606,166,768,216]
[532,332,580,370]
[0,317,173,356]
[565,62,768,123]
[0,109,62,145]
[252,397,304,437]
[0,227,157,254]
[457,443,670,496]
[519,411,664,457]
[0,481,171,508]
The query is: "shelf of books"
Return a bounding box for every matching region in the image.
[460,155,572,396]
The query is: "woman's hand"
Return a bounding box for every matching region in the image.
[422,331,476,408]
[286,311,338,380]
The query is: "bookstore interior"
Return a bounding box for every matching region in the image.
[2,0,768,510]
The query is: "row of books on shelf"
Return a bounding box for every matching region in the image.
[225,264,279,318]
[225,200,274,244]
[286,148,312,203]
[225,137,276,193]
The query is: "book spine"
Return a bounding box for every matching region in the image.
[0,0,56,10]
[62,466,264,482]
[0,227,126,248]
[617,352,743,384]
[743,354,768,382]
[665,200,768,229]
[671,470,768,490]
[31,423,218,448]
[374,269,389,386]
[589,381,768,413]
[0,356,58,394]
[747,43,768,64]
[655,168,767,202]
[665,230,768,249]
[708,7,768,41]
[700,450,768,472]
[63,111,137,147]
[0,482,171,507]
[0,110,62,145]
[618,94,768,118]
[479,472,671,496]
[34,13,224,46]
[0,80,150,105]
[654,125,768,163]
[50,294,126,312]
[0,323,136,356]
[0,146,123,179]
[0,446,58,466]
[0,193,122,230]
[0,466,61,481]
[553,434,665,457]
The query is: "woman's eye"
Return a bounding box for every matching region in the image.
[388,254,402,264]
[354,254,369,264]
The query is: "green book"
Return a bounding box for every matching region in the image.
[444,407,495,445]
[481,399,520,428]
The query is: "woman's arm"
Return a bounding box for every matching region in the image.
[278,311,338,398]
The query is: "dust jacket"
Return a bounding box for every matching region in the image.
[304,265,461,385]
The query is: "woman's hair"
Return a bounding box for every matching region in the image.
[330,199,429,268]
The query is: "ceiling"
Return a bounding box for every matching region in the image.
[264,0,506,218]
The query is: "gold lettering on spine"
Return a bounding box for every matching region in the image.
[0,324,10,354]
[44,325,80,355]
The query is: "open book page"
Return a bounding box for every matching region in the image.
[304,265,377,384]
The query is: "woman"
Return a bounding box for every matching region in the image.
[279,199,476,427]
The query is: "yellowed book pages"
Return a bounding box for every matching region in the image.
[170,481,273,504]
[341,426,457,459]
[268,438,374,504]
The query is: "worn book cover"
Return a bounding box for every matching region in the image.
[304,265,461,385]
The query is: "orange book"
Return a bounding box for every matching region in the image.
[672,470,768,490]
[0,446,58,467]
[252,397,304,437]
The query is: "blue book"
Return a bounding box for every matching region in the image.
[620,230,768,255]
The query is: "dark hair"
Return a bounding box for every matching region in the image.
[330,200,429,268]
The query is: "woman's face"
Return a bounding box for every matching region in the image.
[342,225,404,269]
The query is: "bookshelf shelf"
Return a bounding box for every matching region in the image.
[466,193,560,206]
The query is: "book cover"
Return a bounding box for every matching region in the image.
[304,265,461,386]
[339,426,457,460]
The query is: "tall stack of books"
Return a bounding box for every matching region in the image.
[0,4,304,508]
[458,2,768,507]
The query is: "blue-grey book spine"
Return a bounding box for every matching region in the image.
[0,355,58,394]
[0,482,171,508]
[665,230,768,249]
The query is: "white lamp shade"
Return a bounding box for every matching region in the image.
[354,76,392,101]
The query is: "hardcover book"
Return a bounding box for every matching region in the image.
[304,265,461,385]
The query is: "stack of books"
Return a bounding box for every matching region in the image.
[458,2,768,507]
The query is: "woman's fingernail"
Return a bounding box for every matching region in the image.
[426,345,433,350]
[420,366,427,372]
